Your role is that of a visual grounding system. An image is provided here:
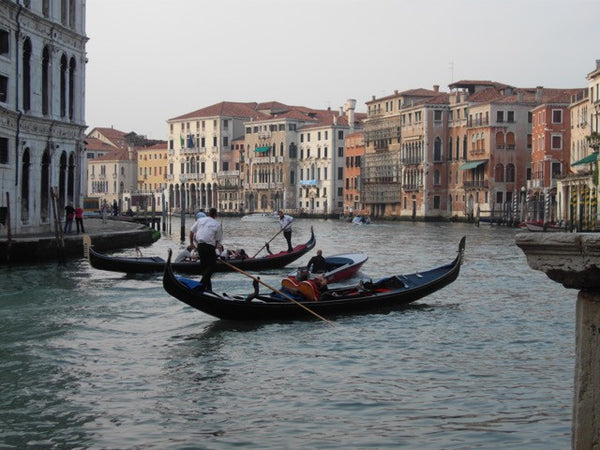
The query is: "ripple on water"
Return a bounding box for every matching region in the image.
[0,220,574,448]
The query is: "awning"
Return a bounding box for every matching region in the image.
[572,152,599,166]
[255,146,270,153]
[300,180,317,186]
[458,160,487,170]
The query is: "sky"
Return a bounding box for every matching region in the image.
[85,0,600,140]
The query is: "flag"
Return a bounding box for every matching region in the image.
[180,135,184,148]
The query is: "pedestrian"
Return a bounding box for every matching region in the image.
[278,210,294,252]
[101,200,108,223]
[64,204,75,233]
[74,205,85,233]
[112,200,119,216]
[189,207,222,292]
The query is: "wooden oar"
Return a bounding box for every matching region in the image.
[251,228,284,258]
[219,259,336,327]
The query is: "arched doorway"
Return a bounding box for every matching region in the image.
[21,149,30,222]
[40,149,50,221]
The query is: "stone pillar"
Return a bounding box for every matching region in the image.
[516,233,600,449]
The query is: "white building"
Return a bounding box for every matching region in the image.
[0,0,87,235]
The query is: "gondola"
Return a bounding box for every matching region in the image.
[88,227,315,274]
[162,236,466,321]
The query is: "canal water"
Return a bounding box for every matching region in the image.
[0,219,574,449]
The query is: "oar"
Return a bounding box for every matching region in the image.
[251,228,284,258]
[219,259,336,327]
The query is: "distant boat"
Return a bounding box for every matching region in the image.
[241,213,278,222]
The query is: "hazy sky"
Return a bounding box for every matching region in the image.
[85,0,600,140]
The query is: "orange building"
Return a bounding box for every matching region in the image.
[344,131,365,215]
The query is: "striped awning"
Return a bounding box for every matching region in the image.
[572,152,599,166]
[458,160,487,170]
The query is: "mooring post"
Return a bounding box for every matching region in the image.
[516,233,600,449]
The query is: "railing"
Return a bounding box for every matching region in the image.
[463,180,489,189]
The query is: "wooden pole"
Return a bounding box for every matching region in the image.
[251,228,284,258]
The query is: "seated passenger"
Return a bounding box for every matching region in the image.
[307,249,327,273]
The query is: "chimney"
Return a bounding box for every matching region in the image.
[536,86,543,103]
[433,85,440,92]
[344,99,356,133]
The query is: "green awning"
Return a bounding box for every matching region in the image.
[458,160,487,170]
[572,152,599,166]
[255,146,270,153]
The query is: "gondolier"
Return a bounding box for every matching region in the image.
[189,207,222,292]
[278,210,294,252]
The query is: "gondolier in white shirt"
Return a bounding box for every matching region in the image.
[189,207,223,291]
[278,210,294,252]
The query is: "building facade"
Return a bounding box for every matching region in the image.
[0,0,87,235]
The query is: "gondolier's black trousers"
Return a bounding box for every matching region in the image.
[197,242,216,291]
[283,230,293,252]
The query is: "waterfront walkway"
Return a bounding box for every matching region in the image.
[0,217,159,265]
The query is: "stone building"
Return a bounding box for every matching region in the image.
[166,101,265,214]
[0,0,87,235]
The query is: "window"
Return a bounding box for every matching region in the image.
[337,167,343,180]
[0,29,8,55]
[433,137,442,161]
[338,147,343,157]
[496,111,504,123]
[433,195,440,209]
[223,136,228,147]
[551,135,562,150]
[0,136,7,164]
[507,111,515,123]
[506,164,515,182]
[338,130,344,139]
[552,109,563,124]
[0,75,7,103]
[434,110,442,122]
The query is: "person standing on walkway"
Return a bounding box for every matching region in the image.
[64,204,75,233]
[189,208,222,292]
[74,205,85,234]
[278,210,294,252]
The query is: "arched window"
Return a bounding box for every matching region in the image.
[496,131,505,149]
[60,54,68,117]
[506,163,515,182]
[289,142,297,158]
[69,57,76,120]
[506,132,515,149]
[463,136,467,159]
[42,47,50,115]
[448,138,453,161]
[471,134,477,151]
[433,137,442,161]
[22,39,32,111]
[495,163,505,182]
[433,169,441,185]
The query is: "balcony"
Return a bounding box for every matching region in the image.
[463,180,489,190]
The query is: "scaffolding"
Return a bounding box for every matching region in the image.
[361,151,402,203]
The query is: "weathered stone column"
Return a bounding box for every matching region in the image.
[516,233,600,449]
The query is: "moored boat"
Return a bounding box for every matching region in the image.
[241,213,278,222]
[88,227,315,274]
[162,236,465,321]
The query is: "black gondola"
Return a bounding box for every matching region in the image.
[162,236,466,321]
[88,227,315,274]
